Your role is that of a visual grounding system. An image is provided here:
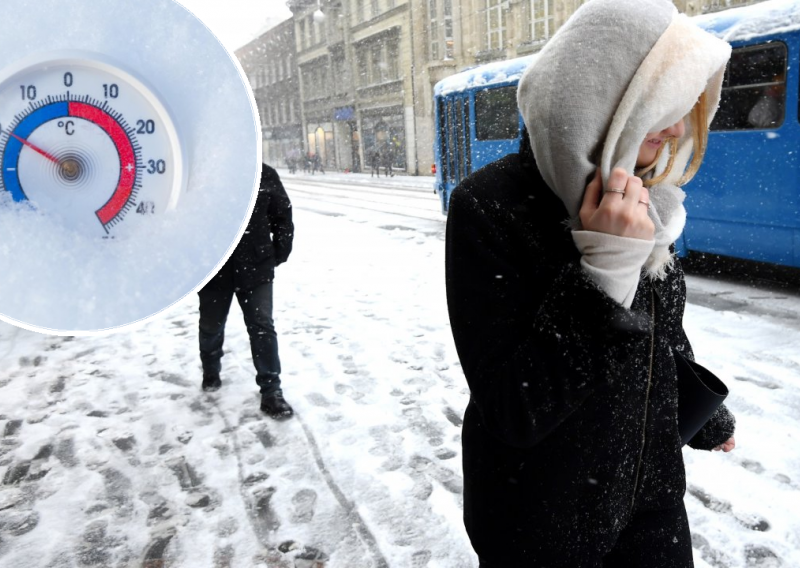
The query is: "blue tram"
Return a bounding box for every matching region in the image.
[433,0,800,268]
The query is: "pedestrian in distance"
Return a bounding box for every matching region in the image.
[382,145,394,177]
[370,149,381,177]
[198,163,295,420]
[312,152,325,175]
[445,1,736,566]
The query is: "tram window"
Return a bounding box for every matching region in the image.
[463,98,472,176]
[447,99,458,182]
[475,86,519,140]
[438,98,448,182]
[455,97,466,182]
[711,42,786,131]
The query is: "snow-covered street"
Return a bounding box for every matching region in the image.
[1,171,799,567]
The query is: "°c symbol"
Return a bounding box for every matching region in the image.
[58,120,75,135]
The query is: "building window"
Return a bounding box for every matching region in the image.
[428,0,454,61]
[444,0,454,59]
[371,43,384,83]
[309,16,316,44]
[486,0,505,51]
[357,51,369,86]
[355,0,365,23]
[429,0,439,60]
[333,56,347,95]
[530,0,554,42]
[298,19,306,49]
[387,39,399,80]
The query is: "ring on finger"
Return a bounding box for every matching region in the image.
[638,200,650,209]
[604,187,626,195]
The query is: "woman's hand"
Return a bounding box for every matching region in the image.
[579,167,655,241]
[713,436,736,452]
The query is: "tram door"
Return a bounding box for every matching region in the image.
[444,95,473,190]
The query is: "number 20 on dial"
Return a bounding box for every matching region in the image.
[0,52,185,237]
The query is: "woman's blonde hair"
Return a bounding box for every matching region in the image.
[636,91,709,187]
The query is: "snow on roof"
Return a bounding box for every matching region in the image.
[435,1,800,98]
[693,0,800,43]
[433,54,536,97]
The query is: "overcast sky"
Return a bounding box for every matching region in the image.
[178,0,293,51]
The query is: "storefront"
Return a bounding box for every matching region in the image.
[305,121,336,169]
[334,106,360,173]
[264,124,303,167]
[360,107,407,171]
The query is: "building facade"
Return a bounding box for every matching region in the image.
[236,20,303,167]
[240,0,767,175]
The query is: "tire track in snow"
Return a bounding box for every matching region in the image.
[208,397,274,555]
[295,412,390,568]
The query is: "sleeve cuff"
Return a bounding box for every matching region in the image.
[572,230,656,308]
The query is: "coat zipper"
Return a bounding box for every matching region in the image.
[630,288,656,511]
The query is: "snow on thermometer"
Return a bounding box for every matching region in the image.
[0,53,184,237]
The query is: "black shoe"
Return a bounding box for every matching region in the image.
[202,371,221,392]
[260,390,294,420]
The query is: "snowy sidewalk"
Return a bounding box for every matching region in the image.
[1,199,800,567]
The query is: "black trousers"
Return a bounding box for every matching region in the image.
[479,503,694,568]
[198,281,281,395]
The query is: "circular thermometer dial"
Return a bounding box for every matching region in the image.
[0,53,184,237]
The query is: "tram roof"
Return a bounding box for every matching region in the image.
[435,0,800,98]
[433,54,536,97]
[693,0,800,42]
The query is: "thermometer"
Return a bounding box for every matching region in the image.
[0,52,185,237]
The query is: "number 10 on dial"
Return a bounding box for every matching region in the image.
[0,52,185,237]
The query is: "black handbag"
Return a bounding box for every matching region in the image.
[674,351,729,446]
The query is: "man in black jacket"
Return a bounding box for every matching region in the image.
[197,164,294,419]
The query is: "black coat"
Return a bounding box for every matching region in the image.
[206,164,293,291]
[445,138,735,565]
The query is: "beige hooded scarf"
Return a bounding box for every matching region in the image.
[517,0,730,307]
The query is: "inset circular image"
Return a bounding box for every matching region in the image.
[0,0,261,334]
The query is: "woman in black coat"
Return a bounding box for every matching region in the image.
[445,1,736,566]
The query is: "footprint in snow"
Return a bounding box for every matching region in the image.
[0,509,39,537]
[253,486,280,534]
[142,530,176,568]
[76,519,116,567]
[692,532,735,568]
[3,420,23,437]
[412,549,432,567]
[442,406,463,428]
[334,382,365,401]
[290,489,317,524]
[306,392,333,408]
[100,468,134,518]
[165,457,202,491]
[687,485,770,532]
[744,544,783,567]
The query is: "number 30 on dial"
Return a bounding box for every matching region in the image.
[0,51,185,237]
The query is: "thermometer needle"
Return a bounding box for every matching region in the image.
[9,132,60,164]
